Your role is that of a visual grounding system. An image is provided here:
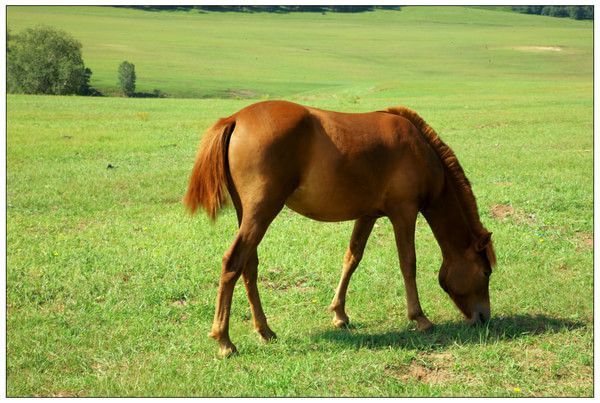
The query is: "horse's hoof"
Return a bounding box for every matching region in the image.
[332,317,350,328]
[258,327,277,342]
[218,343,238,358]
[416,317,434,332]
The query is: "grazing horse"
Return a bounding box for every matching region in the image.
[184,100,496,357]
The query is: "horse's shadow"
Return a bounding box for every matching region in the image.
[312,314,587,351]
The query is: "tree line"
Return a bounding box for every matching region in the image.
[512,6,593,20]
[119,6,400,13]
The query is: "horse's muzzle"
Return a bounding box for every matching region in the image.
[468,304,491,325]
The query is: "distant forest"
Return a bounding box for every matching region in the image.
[118,6,593,20]
[117,6,400,13]
[512,5,592,20]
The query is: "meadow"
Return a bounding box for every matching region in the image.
[6,6,593,397]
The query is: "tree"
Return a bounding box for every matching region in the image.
[541,6,569,17]
[7,26,91,95]
[79,67,94,95]
[118,61,136,97]
[526,6,543,14]
[512,5,592,20]
[568,6,593,20]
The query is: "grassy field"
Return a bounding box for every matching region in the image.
[7,6,592,99]
[6,6,593,397]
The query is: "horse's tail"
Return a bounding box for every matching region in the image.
[183,117,236,220]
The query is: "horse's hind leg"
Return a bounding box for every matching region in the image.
[242,250,276,342]
[329,216,376,328]
[209,230,255,357]
[209,197,284,357]
[229,188,277,342]
[389,205,433,331]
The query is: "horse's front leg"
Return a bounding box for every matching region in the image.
[329,216,376,328]
[390,206,433,331]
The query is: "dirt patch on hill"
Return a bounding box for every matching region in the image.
[37,390,86,398]
[261,267,316,292]
[226,89,259,99]
[490,204,536,225]
[171,298,187,307]
[514,46,563,52]
[574,232,593,251]
[384,351,460,385]
[490,204,515,221]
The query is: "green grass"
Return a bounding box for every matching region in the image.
[6,6,592,397]
[7,6,592,98]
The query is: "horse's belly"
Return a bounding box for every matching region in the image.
[284,177,382,222]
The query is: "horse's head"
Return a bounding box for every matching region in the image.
[438,232,496,324]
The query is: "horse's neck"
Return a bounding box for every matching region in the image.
[422,180,473,261]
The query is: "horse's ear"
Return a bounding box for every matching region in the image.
[475,232,492,252]
[486,241,497,267]
[474,232,496,267]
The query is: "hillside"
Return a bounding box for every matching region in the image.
[6,6,592,99]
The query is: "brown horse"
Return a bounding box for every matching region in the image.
[184,100,496,357]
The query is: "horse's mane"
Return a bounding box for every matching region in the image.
[381,106,496,266]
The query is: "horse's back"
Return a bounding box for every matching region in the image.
[227,101,444,221]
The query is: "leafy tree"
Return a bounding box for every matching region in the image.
[118,61,136,97]
[526,6,544,14]
[568,6,593,20]
[79,67,96,95]
[541,6,569,17]
[7,26,91,95]
[512,5,592,20]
